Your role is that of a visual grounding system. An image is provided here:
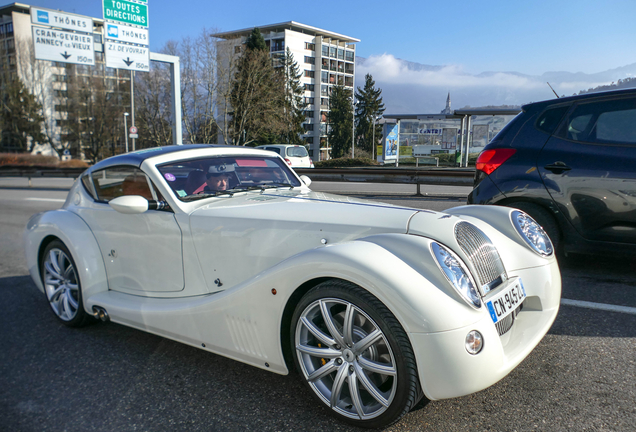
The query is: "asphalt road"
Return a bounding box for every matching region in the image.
[1,184,635,431]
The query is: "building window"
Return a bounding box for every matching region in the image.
[321,98,329,107]
[54,74,68,82]
[54,104,65,112]
[304,137,314,144]
[338,49,344,60]
[329,46,336,58]
[6,38,14,50]
[345,63,354,74]
[304,56,315,64]
[321,71,328,83]
[304,84,314,92]
[322,45,329,56]
[303,124,314,131]
[304,70,314,78]
[304,110,314,118]
[321,85,329,96]
[93,33,102,43]
[271,39,284,52]
[305,42,315,51]
[5,23,13,34]
[54,90,68,98]
[345,50,354,62]
[304,97,314,104]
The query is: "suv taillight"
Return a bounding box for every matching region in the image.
[284,158,292,166]
[475,148,516,175]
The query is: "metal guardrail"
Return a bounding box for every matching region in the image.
[0,166,476,192]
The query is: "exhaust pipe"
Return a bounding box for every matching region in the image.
[92,306,110,322]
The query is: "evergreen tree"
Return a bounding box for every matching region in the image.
[245,28,267,52]
[278,48,306,144]
[327,84,353,159]
[229,32,285,145]
[355,73,385,157]
[0,77,45,152]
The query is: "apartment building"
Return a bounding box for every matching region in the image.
[0,3,131,157]
[213,22,359,161]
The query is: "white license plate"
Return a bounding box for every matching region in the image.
[486,278,526,324]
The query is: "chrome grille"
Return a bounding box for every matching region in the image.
[454,222,507,295]
[495,302,524,336]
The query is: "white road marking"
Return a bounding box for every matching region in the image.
[24,198,66,203]
[561,298,636,315]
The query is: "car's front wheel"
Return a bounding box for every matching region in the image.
[40,240,91,327]
[291,280,422,428]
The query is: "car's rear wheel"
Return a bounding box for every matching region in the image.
[508,201,561,251]
[40,240,91,327]
[291,280,422,428]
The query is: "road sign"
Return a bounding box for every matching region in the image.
[31,7,93,32]
[105,40,149,71]
[103,0,148,28]
[129,126,138,134]
[105,23,148,45]
[129,133,139,139]
[32,26,94,66]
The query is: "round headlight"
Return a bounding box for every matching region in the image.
[431,242,481,308]
[511,210,553,256]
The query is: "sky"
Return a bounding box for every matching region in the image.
[15,0,636,111]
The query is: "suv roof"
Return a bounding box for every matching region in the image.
[522,87,636,112]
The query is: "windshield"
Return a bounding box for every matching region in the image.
[157,155,302,201]
[286,146,308,157]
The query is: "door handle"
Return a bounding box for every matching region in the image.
[544,162,572,174]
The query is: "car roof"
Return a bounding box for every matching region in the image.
[89,145,236,172]
[522,87,636,112]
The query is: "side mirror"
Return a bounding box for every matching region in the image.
[109,195,149,214]
[299,175,312,187]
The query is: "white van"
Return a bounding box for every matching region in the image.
[256,144,314,168]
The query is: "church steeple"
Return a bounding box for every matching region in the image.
[441,92,452,114]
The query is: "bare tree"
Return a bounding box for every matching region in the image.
[15,38,56,153]
[63,68,121,163]
[134,63,173,148]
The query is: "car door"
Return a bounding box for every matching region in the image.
[77,165,185,293]
[537,94,636,244]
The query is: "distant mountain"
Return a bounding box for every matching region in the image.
[355,55,636,114]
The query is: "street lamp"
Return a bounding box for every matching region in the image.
[123,112,129,153]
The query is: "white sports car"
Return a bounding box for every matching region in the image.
[24,145,561,428]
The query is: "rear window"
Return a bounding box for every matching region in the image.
[535,105,570,134]
[562,97,636,145]
[286,146,308,157]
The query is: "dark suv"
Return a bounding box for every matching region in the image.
[468,88,636,255]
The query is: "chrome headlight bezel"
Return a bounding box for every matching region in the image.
[511,210,554,256]
[430,242,481,309]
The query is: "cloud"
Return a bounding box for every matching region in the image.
[355,54,636,113]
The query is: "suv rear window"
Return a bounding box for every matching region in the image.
[535,105,570,134]
[562,97,636,145]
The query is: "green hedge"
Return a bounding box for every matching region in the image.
[314,157,380,168]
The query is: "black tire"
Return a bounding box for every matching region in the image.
[508,201,561,251]
[290,280,422,429]
[40,240,92,327]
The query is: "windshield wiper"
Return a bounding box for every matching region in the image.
[261,182,295,190]
[181,189,236,201]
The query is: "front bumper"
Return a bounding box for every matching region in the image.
[411,261,561,400]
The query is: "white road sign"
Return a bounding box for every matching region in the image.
[105,40,149,71]
[32,26,94,66]
[105,22,149,45]
[31,7,93,33]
